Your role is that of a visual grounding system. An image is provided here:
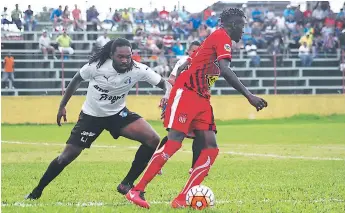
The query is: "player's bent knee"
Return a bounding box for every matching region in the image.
[145,133,160,149]
[168,129,185,142]
[57,145,83,165]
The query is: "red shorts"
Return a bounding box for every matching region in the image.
[164,87,216,135]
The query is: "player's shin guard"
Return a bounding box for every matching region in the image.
[133,140,182,191]
[177,148,219,199]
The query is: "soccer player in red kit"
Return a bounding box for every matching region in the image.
[126,8,268,209]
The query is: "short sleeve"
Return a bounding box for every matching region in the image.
[79,63,93,80]
[141,66,162,86]
[171,58,184,76]
[214,31,232,61]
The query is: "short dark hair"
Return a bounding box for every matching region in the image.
[89,38,135,69]
[220,8,245,24]
[190,41,201,46]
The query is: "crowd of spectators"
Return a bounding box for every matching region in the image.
[2,1,345,74]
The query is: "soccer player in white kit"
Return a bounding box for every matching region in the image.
[159,41,201,174]
[25,38,172,200]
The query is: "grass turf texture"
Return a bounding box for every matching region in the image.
[2,114,345,213]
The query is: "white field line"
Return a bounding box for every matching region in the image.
[2,198,344,208]
[2,141,345,161]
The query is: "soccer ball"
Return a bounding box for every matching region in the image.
[186,185,215,210]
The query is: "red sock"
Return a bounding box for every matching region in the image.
[134,140,182,191]
[177,148,219,199]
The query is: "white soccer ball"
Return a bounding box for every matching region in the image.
[185,185,215,210]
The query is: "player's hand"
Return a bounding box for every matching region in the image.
[57,107,67,126]
[159,97,168,108]
[247,94,268,112]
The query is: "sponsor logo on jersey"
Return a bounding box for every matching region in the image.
[124,77,132,85]
[224,44,231,52]
[99,93,126,104]
[94,85,109,93]
[206,74,219,88]
[178,113,188,124]
[119,110,128,117]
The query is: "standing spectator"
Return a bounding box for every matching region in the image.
[245,39,260,67]
[159,6,169,31]
[283,5,295,19]
[50,6,63,31]
[264,19,278,44]
[178,6,189,22]
[1,7,11,30]
[23,5,37,31]
[121,8,133,32]
[96,30,110,48]
[162,29,174,52]
[149,23,160,36]
[172,39,185,58]
[87,5,102,32]
[298,41,313,66]
[56,30,74,59]
[150,8,160,26]
[104,8,115,30]
[11,4,22,31]
[39,30,57,60]
[170,6,178,19]
[2,52,15,89]
[135,8,145,25]
[312,4,326,25]
[72,5,83,31]
[265,7,275,24]
[198,24,211,41]
[285,14,296,32]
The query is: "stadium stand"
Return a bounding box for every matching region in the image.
[1,1,345,96]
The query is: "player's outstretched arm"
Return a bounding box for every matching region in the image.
[219,59,268,111]
[57,72,84,126]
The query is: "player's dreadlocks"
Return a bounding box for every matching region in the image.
[88,38,137,70]
[190,40,201,46]
[219,8,246,25]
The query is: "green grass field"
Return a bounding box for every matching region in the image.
[2,115,345,213]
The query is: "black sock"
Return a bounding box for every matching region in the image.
[191,139,203,168]
[158,136,168,149]
[35,157,68,191]
[121,144,155,185]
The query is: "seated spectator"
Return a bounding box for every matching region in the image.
[11,4,22,31]
[283,5,295,19]
[188,13,202,37]
[50,6,63,31]
[135,8,145,25]
[1,7,11,30]
[87,5,102,32]
[163,29,174,52]
[198,24,211,41]
[335,21,344,38]
[294,5,304,25]
[304,6,312,23]
[133,25,145,49]
[2,52,15,89]
[252,7,263,23]
[153,51,170,77]
[299,33,313,48]
[275,14,286,33]
[149,23,161,36]
[172,39,185,58]
[172,15,188,39]
[150,8,160,26]
[265,7,275,24]
[268,37,284,66]
[205,12,218,31]
[264,19,278,44]
[56,30,74,59]
[312,4,326,24]
[23,5,37,31]
[39,30,57,60]
[72,5,83,31]
[285,14,296,31]
[252,23,266,48]
[203,6,213,21]
[104,8,115,30]
[62,6,73,30]
[336,8,345,22]
[145,35,161,54]
[323,33,337,55]
[299,41,313,66]
[121,8,133,32]
[96,30,110,48]
[290,24,303,48]
[245,39,260,67]
[242,22,252,46]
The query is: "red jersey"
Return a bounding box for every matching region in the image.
[176,28,232,99]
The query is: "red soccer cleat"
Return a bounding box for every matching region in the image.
[126,189,150,209]
[171,196,188,208]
